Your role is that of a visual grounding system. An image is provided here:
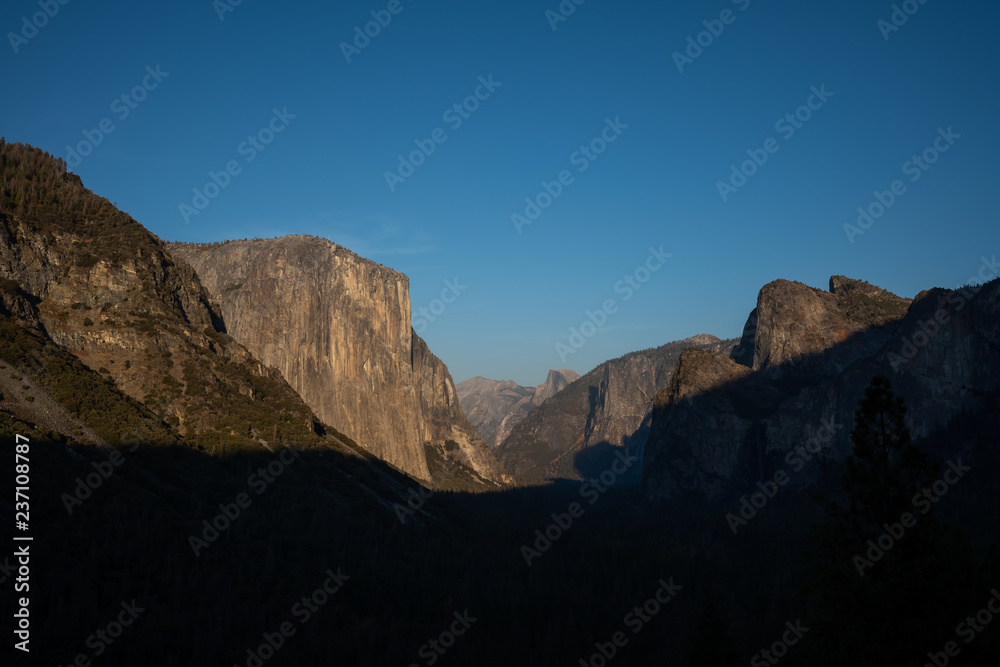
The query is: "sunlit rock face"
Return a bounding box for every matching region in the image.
[496,335,732,483]
[642,276,1000,501]
[171,236,505,484]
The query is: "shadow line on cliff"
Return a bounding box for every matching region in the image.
[637,278,1000,505]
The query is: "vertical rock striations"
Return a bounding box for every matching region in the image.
[411,333,510,483]
[170,237,426,478]
[737,276,911,378]
[170,236,505,484]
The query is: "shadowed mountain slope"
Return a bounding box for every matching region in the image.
[496,334,734,483]
[457,368,580,448]
[642,275,1000,500]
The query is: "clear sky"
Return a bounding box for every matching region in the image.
[3,0,998,386]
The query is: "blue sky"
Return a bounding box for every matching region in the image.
[3,0,999,385]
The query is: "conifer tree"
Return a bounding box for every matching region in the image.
[801,376,976,666]
[686,598,738,667]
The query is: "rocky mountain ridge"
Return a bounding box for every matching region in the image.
[641,274,1000,500]
[0,142,329,454]
[169,236,507,486]
[496,334,735,483]
[456,368,580,448]
[0,141,503,491]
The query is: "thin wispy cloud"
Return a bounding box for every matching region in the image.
[301,210,436,257]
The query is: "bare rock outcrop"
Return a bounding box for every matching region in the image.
[170,236,505,484]
[642,275,1000,501]
[495,335,733,483]
[412,334,509,483]
[0,142,328,453]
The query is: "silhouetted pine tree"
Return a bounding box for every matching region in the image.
[800,376,977,666]
[686,598,738,667]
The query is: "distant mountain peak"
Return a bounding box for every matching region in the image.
[494,335,736,483]
[682,333,721,346]
[456,368,581,449]
[534,368,581,406]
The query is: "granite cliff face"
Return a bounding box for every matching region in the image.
[411,333,509,484]
[534,368,580,405]
[0,141,337,453]
[0,142,503,486]
[496,335,733,483]
[740,276,910,377]
[641,275,1000,501]
[456,368,580,448]
[169,237,425,477]
[170,236,505,485]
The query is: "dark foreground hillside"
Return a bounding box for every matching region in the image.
[2,390,998,666]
